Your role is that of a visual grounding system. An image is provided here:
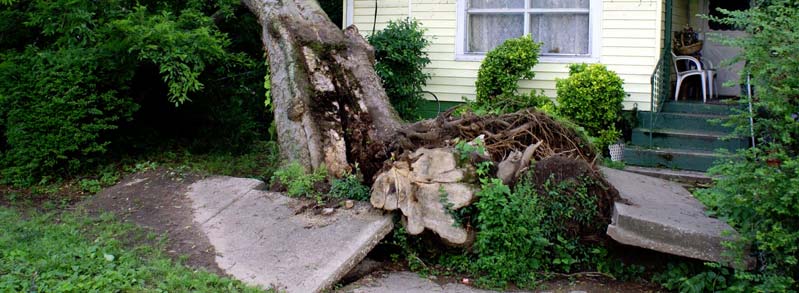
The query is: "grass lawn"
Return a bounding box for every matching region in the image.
[0,207,266,292]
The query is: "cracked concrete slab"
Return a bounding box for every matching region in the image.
[601,167,748,267]
[186,176,394,292]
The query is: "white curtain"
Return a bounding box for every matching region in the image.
[469,14,525,52]
[469,0,524,9]
[467,0,590,55]
[530,13,589,54]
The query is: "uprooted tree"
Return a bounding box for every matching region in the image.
[244,0,617,245]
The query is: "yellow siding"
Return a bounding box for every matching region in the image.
[349,0,665,110]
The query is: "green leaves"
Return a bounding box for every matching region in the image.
[556,63,625,152]
[369,18,431,121]
[330,170,370,201]
[475,35,541,106]
[0,0,267,186]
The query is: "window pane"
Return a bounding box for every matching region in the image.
[530,13,589,54]
[531,0,589,9]
[468,14,524,53]
[469,0,524,9]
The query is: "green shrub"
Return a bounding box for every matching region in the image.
[472,35,546,114]
[0,1,267,187]
[330,171,370,201]
[369,18,431,120]
[473,178,548,288]
[271,162,328,200]
[556,63,625,152]
[0,50,139,186]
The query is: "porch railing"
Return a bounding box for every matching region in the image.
[648,0,673,146]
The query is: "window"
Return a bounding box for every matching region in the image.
[456,0,600,61]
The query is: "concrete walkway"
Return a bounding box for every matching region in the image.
[602,167,745,267]
[186,176,393,293]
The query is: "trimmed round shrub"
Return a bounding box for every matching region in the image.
[556,64,626,152]
[475,35,541,105]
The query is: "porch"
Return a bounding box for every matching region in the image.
[623,0,752,171]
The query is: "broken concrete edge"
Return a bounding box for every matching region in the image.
[311,216,394,292]
[623,165,713,185]
[607,206,735,263]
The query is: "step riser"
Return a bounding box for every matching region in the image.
[623,148,720,172]
[632,130,748,152]
[661,102,739,116]
[637,112,732,133]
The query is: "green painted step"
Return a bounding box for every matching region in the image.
[623,146,730,172]
[631,128,749,152]
[661,101,740,115]
[637,112,732,133]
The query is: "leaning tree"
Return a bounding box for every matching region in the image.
[243,0,614,245]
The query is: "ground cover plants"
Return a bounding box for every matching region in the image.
[0,207,264,292]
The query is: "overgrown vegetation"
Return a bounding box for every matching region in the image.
[0,207,264,292]
[369,18,431,120]
[656,1,799,291]
[271,161,328,201]
[0,0,268,187]
[380,138,638,289]
[330,169,371,201]
[556,63,626,152]
[471,35,554,114]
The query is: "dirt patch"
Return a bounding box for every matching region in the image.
[82,168,224,275]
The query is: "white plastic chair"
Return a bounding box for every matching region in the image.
[672,52,710,102]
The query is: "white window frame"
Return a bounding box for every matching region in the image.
[455,0,602,63]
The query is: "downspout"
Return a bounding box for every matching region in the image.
[408,0,413,18]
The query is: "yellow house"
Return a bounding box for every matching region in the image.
[342,0,747,116]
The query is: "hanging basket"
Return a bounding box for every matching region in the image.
[676,41,703,55]
[609,143,625,162]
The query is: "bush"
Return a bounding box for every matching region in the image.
[369,18,431,120]
[0,1,268,186]
[329,171,370,201]
[471,35,548,114]
[472,178,548,288]
[271,162,328,200]
[556,63,625,152]
[0,50,139,186]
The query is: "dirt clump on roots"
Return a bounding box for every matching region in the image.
[532,155,622,241]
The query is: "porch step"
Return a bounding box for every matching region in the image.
[661,101,739,116]
[637,112,731,133]
[632,128,749,152]
[623,146,730,172]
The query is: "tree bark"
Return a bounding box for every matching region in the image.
[243,0,401,178]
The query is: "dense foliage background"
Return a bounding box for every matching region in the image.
[0,0,269,186]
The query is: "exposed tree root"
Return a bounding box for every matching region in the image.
[390,108,597,168]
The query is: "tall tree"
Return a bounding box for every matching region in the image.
[243,0,401,179]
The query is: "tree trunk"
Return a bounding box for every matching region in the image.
[243,0,609,246]
[243,0,401,179]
